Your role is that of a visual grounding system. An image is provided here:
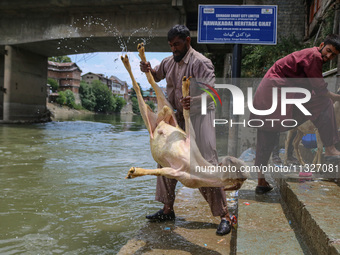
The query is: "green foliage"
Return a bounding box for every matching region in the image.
[113,95,126,113]
[48,56,72,63]
[79,80,127,113]
[130,83,143,99]
[56,91,66,105]
[47,78,59,92]
[130,84,145,115]
[56,90,77,108]
[205,53,225,78]
[80,81,96,111]
[131,97,140,114]
[91,80,115,113]
[146,100,155,111]
[64,89,76,108]
[71,103,83,110]
[241,35,304,77]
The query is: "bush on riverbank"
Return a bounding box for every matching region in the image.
[129,83,155,114]
[131,98,155,114]
[54,81,126,113]
[146,100,155,111]
[56,90,83,110]
[47,78,59,92]
[131,97,140,114]
[79,80,126,113]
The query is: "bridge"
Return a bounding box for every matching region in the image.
[0,0,242,122]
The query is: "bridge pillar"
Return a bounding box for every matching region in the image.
[0,54,3,120]
[3,46,48,122]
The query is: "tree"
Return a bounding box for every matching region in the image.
[47,78,59,92]
[130,83,144,115]
[146,100,155,111]
[56,91,66,105]
[241,35,303,77]
[130,83,143,98]
[91,80,115,113]
[205,35,306,78]
[131,97,140,114]
[79,81,96,111]
[205,53,225,78]
[79,80,128,113]
[55,90,77,108]
[48,56,72,63]
[64,90,76,108]
[113,95,126,113]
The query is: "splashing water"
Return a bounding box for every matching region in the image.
[56,16,154,57]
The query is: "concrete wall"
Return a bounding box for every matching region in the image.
[3,46,48,121]
[244,0,305,41]
[0,54,4,120]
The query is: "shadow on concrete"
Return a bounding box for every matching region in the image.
[118,187,237,254]
[122,220,231,255]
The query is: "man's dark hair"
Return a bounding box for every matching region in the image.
[324,34,340,52]
[167,24,190,41]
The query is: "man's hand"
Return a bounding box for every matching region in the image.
[140,61,152,73]
[180,96,191,110]
[327,91,340,102]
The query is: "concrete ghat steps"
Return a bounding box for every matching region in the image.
[276,173,340,255]
[236,177,308,255]
[118,173,339,254]
[118,187,236,255]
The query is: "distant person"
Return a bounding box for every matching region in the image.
[140,24,231,235]
[249,34,340,194]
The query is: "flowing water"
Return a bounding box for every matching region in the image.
[0,114,163,254]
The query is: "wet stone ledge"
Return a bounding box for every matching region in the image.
[275,170,340,255]
[117,187,238,254]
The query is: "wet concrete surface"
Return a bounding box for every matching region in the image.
[237,176,308,255]
[118,187,238,255]
[277,172,340,255]
[118,160,339,254]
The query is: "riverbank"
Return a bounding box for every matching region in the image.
[47,102,95,120]
[47,101,133,121]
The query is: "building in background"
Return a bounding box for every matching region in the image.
[81,73,129,100]
[81,72,113,90]
[48,61,82,94]
[142,88,157,104]
[110,76,129,100]
[47,61,82,103]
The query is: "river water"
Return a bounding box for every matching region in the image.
[0,114,163,254]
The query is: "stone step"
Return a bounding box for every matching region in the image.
[117,187,237,254]
[118,171,339,254]
[277,173,340,255]
[236,177,309,254]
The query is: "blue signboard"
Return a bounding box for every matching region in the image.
[198,5,277,45]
